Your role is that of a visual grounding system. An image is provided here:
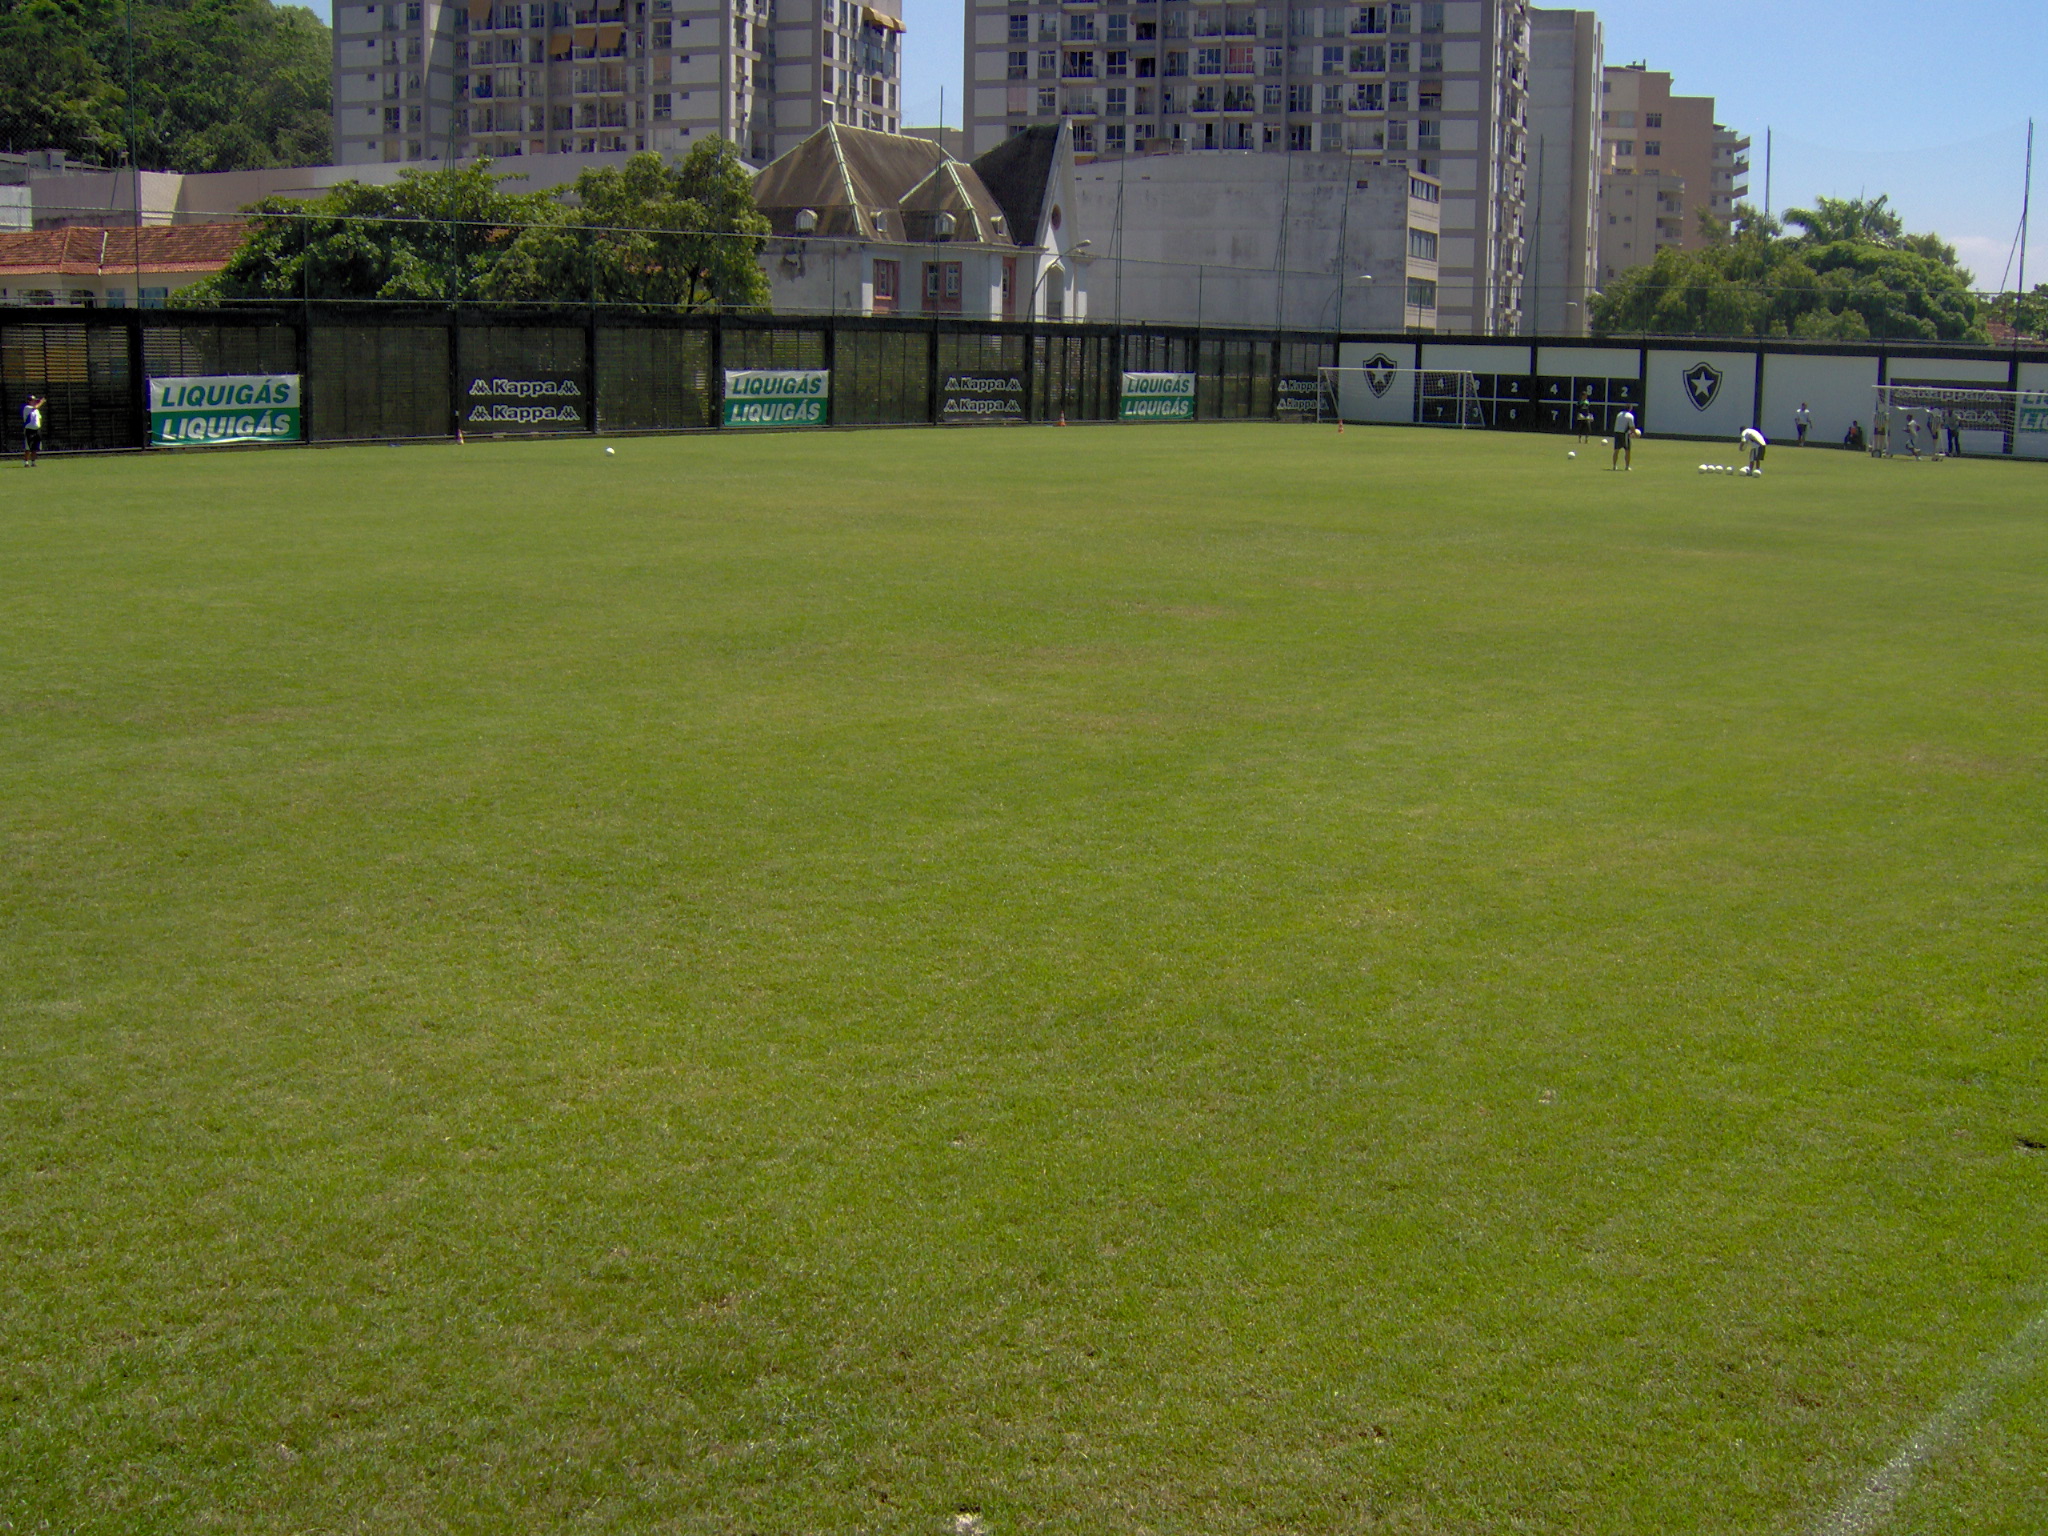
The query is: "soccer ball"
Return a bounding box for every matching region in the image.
[605,446,616,455]
[1567,451,1576,459]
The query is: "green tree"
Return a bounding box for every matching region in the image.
[0,0,330,171]
[177,161,562,303]
[1593,198,1985,342]
[482,143,771,312]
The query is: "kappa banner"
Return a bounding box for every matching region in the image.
[1120,372,1195,421]
[149,374,301,447]
[466,376,584,429]
[1274,375,1323,421]
[939,370,1025,424]
[723,369,829,427]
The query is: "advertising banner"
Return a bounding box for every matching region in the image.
[465,376,585,431]
[1119,372,1195,421]
[149,374,301,447]
[723,369,829,427]
[939,370,1026,424]
[1275,375,1323,421]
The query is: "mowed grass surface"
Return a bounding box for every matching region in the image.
[3,423,2046,1534]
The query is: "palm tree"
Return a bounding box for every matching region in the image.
[1782,195,1904,247]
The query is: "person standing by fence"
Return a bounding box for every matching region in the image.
[20,395,45,467]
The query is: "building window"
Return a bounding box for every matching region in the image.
[1644,112,1661,128]
[1322,82,1341,111]
[1038,49,1056,75]
[1105,122,1126,152]
[1417,118,1439,150]
[1225,44,1252,72]
[652,92,671,118]
[1389,1,1410,28]
[1106,85,1126,114]
[1037,86,1056,115]
[923,260,962,313]
[1008,13,1028,39]
[1063,50,1095,77]
[873,258,898,313]
[1419,40,1440,70]
[1408,228,1436,259]
[1288,123,1311,150]
[1388,40,1408,68]
[1192,84,1215,110]
[1321,44,1342,73]
[1106,49,1127,75]
[1420,1,1443,31]
[1354,4,1386,33]
[1353,81,1383,110]
[1612,140,1634,155]
[1264,83,1281,108]
[1196,46,1222,74]
[1408,176,1438,202]
[1287,83,1311,112]
[1008,50,1028,78]
[1643,140,1661,156]
[1406,278,1436,308]
[1353,43,1384,71]
[1067,13,1094,39]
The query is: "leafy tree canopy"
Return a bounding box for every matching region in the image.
[0,0,330,171]
[482,141,771,312]
[180,146,772,313]
[1592,195,1986,343]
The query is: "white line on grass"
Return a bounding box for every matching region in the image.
[1811,1297,2048,1536]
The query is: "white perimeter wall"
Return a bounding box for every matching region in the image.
[1336,341,1419,422]
[1758,353,1877,449]
[1646,348,1758,440]
[1421,343,1533,376]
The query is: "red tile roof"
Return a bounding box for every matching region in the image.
[0,222,249,278]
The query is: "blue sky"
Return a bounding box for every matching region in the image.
[889,0,2048,287]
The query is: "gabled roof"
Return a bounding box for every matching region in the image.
[0,222,248,278]
[971,125,1062,248]
[752,122,952,242]
[898,159,1012,246]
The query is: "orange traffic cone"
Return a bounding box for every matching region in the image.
[1059,412,1067,426]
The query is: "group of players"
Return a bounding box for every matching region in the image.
[1573,391,1974,475]
[1578,402,1769,475]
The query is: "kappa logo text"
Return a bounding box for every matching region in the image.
[1683,361,1724,411]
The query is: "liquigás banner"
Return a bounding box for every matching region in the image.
[465,376,584,430]
[149,374,302,447]
[1119,372,1195,421]
[723,369,829,427]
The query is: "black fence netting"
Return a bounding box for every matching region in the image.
[6,303,2044,456]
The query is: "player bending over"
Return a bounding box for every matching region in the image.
[1610,408,1639,470]
[1740,426,1768,474]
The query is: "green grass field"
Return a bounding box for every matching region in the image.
[4,422,2046,1534]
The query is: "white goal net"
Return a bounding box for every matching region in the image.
[1317,366,1485,428]
[1870,382,2026,452]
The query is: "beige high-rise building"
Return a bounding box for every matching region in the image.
[1596,63,1747,285]
[963,0,1534,335]
[331,0,902,171]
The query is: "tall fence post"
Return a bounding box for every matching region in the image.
[126,313,149,450]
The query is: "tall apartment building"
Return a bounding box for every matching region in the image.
[1596,63,1747,285]
[1522,7,1598,335]
[331,0,903,170]
[963,0,1533,335]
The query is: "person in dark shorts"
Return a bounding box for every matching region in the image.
[1946,411,1963,456]
[1794,402,1812,444]
[21,394,44,467]
[1575,390,1597,442]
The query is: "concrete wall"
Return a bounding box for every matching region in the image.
[1525,9,1601,336]
[1072,152,1427,331]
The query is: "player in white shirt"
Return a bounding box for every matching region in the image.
[1610,408,1639,470]
[1794,402,1812,445]
[1739,426,1768,473]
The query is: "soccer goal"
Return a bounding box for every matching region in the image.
[1870,382,2026,451]
[1317,367,1485,428]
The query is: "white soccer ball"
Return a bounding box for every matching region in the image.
[605,446,616,455]
[1567,450,1576,459]
[1698,464,1709,473]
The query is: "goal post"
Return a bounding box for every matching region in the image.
[1870,382,2026,453]
[1317,366,1484,428]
